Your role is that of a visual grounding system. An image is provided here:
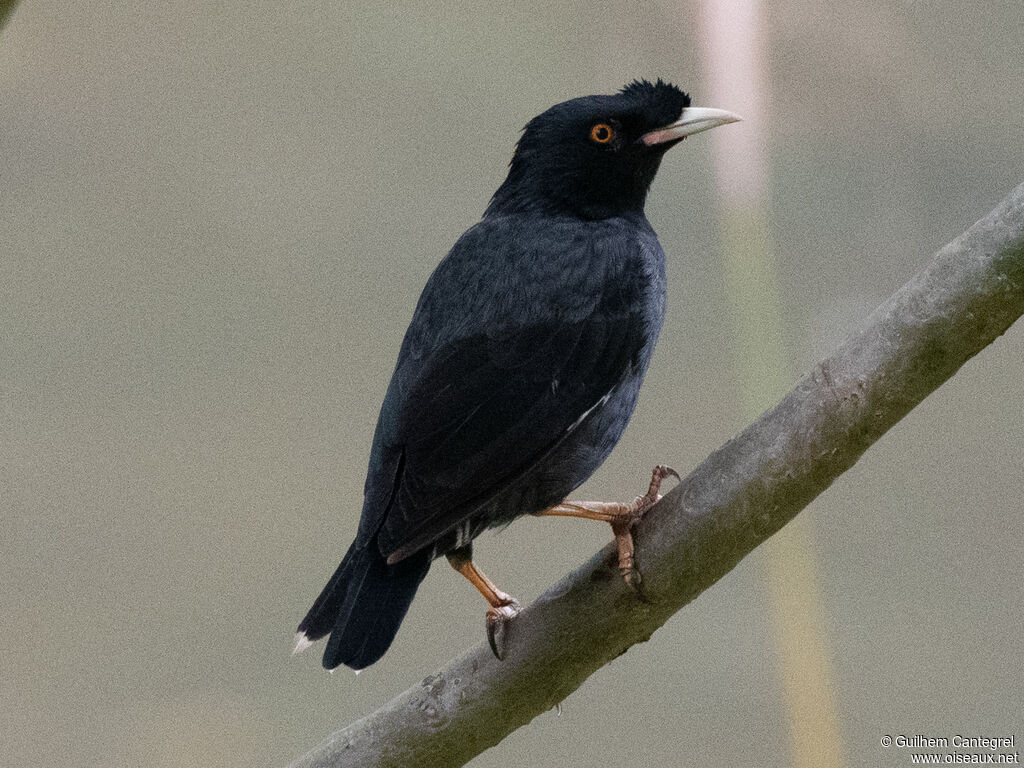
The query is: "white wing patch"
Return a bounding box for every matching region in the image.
[566,390,612,434]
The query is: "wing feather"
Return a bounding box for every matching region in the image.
[357,215,660,561]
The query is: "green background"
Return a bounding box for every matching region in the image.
[2,3,1021,766]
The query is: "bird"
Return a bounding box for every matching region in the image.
[295,79,740,670]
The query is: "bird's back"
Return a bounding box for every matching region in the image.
[362,211,668,563]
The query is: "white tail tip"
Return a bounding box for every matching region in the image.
[292,632,314,656]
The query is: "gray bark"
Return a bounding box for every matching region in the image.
[288,181,1024,768]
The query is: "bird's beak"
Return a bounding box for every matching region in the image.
[641,107,742,146]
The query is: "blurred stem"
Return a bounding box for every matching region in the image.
[720,207,788,404]
[704,0,847,754]
[765,524,846,768]
[287,182,1024,768]
[719,188,846,768]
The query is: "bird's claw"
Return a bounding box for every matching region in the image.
[485,600,521,660]
[635,465,679,515]
[614,464,679,597]
[612,518,649,600]
[620,559,649,601]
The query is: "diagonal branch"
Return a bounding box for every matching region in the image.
[288,182,1024,768]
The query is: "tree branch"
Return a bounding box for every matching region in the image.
[287,182,1024,768]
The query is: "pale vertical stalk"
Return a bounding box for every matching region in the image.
[697,1,845,765]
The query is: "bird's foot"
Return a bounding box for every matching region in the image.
[611,517,644,595]
[631,464,680,519]
[485,596,522,660]
[447,546,522,661]
[541,464,679,596]
[616,464,679,595]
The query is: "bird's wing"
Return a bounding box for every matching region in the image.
[366,218,658,562]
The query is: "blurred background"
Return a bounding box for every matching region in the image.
[2,2,1022,766]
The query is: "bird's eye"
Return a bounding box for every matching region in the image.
[589,123,614,144]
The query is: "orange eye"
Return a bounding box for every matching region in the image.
[589,123,614,144]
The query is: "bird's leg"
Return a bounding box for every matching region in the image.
[446,544,521,660]
[535,465,679,593]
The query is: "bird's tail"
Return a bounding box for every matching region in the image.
[296,538,431,670]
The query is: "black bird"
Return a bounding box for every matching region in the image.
[295,79,739,670]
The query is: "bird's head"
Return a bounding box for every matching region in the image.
[487,79,740,220]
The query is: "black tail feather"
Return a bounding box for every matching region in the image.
[297,546,355,643]
[298,539,431,670]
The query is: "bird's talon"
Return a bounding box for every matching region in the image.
[634,465,679,514]
[624,569,649,601]
[609,464,679,597]
[622,563,640,586]
[659,465,681,481]
[485,600,521,660]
